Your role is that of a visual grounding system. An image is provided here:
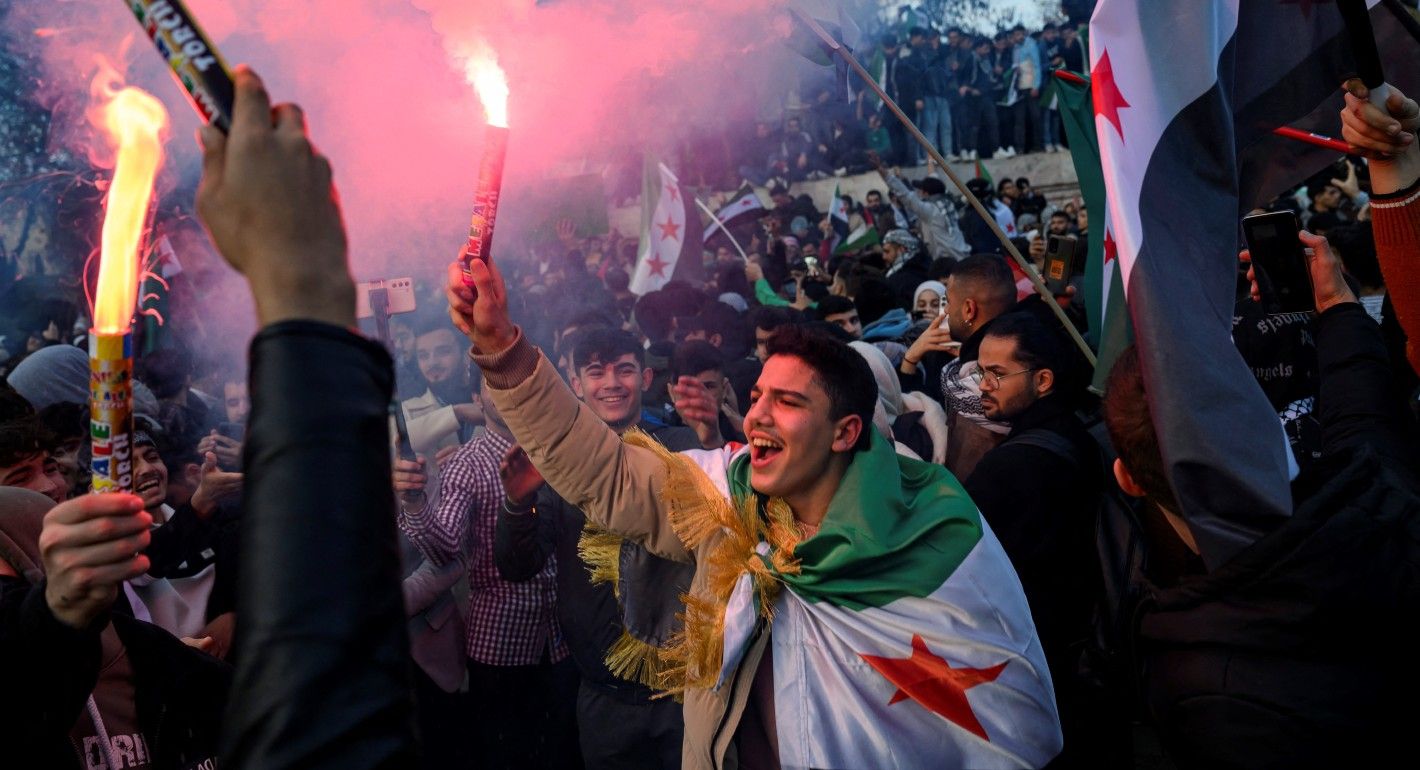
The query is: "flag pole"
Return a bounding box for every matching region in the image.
[790,8,1096,366]
[695,197,751,263]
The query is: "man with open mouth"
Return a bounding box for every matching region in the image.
[447,254,1062,769]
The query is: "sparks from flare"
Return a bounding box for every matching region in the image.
[93,87,169,335]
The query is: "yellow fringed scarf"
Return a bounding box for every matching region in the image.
[617,430,804,696]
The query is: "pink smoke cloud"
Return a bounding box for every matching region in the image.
[11,0,827,282]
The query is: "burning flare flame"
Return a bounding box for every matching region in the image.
[467,52,509,128]
[94,87,168,335]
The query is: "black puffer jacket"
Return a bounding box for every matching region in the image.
[220,321,416,768]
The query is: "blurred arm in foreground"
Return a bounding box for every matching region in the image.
[195,66,415,768]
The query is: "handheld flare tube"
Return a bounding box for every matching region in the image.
[1338,0,1390,106]
[124,0,235,132]
[89,333,135,493]
[462,126,510,284]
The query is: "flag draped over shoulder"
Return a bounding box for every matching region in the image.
[641,430,1062,769]
[1088,0,1420,568]
[1054,72,1132,391]
[632,159,702,295]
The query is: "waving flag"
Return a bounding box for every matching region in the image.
[829,183,850,251]
[1054,71,1133,392]
[632,160,701,294]
[1089,0,1420,568]
[702,182,765,243]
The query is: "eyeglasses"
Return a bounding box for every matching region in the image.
[969,367,1034,389]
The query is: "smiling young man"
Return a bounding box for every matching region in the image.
[127,432,242,648]
[448,255,1061,768]
[490,326,700,767]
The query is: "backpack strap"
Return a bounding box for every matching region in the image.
[1002,427,1084,469]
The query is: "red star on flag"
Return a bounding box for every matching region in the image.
[665,185,680,203]
[1091,49,1131,143]
[1103,228,1118,264]
[657,216,681,241]
[860,635,1008,742]
[646,253,669,277]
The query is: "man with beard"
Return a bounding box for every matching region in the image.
[399,369,574,770]
[964,313,1117,765]
[402,314,484,503]
[935,255,1020,478]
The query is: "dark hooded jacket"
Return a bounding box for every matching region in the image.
[1128,303,1420,768]
[0,487,230,769]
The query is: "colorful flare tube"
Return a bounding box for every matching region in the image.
[463,126,510,284]
[124,0,235,131]
[90,333,135,493]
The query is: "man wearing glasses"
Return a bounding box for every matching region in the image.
[961,311,1122,766]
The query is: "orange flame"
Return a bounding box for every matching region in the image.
[94,87,168,335]
[466,50,509,128]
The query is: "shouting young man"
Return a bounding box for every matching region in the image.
[446,255,1061,768]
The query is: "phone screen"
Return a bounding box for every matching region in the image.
[1242,211,1312,314]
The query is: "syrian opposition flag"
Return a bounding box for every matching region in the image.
[1054,70,1132,392]
[1089,0,1420,569]
[668,431,1062,768]
[829,183,851,250]
[702,182,765,243]
[632,159,702,294]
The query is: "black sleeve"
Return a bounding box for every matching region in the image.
[1314,303,1419,482]
[142,502,214,577]
[0,579,103,750]
[220,320,416,767]
[494,495,556,582]
[964,448,1046,562]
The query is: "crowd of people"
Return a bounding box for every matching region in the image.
[2,21,1419,770]
[673,18,1086,194]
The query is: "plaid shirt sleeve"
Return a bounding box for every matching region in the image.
[399,442,497,568]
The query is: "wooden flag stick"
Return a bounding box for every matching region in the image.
[789,8,1096,366]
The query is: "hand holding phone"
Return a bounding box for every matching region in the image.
[1042,235,1079,295]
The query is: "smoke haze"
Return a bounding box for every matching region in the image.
[8,0,845,283]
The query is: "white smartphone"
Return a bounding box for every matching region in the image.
[356,277,417,319]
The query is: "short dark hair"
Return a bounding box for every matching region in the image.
[982,312,1066,383]
[413,311,458,340]
[948,255,1016,310]
[37,402,87,445]
[917,177,946,196]
[1103,345,1179,511]
[1050,210,1072,221]
[670,340,725,382]
[749,305,798,334]
[815,295,857,320]
[632,291,677,343]
[604,267,631,293]
[854,279,899,326]
[1016,177,1031,188]
[572,327,645,373]
[0,416,49,469]
[1328,222,1383,289]
[763,325,877,451]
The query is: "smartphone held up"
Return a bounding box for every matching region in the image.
[1242,211,1313,314]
